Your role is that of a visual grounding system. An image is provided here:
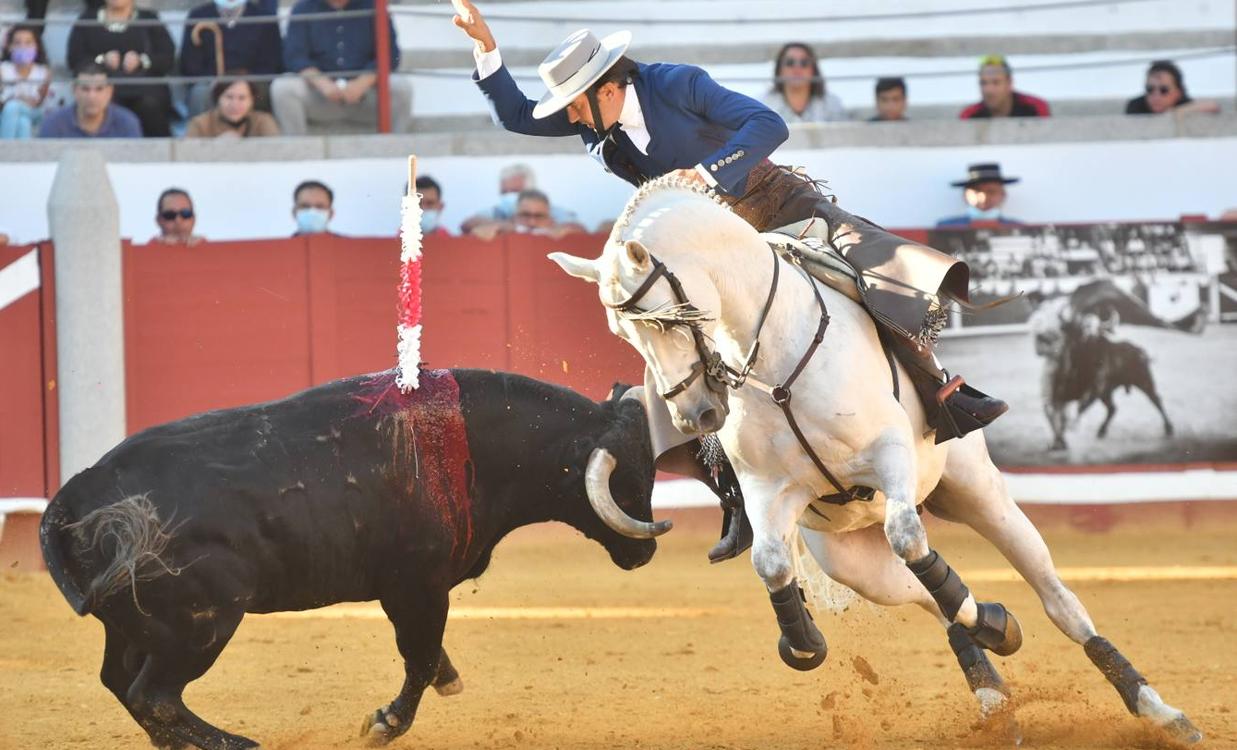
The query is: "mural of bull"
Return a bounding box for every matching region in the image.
[40,368,666,749]
[1030,280,1199,451]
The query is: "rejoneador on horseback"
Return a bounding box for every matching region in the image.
[453,0,1007,561]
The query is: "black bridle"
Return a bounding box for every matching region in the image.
[604,248,780,400]
[603,246,870,504]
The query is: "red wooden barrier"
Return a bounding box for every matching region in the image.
[119,233,639,435]
[0,244,56,498]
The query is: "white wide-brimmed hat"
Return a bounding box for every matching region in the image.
[531,29,632,119]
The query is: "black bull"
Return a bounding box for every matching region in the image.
[1037,319,1172,451]
[40,369,660,749]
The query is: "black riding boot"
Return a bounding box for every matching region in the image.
[889,338,1008,444]
[698,436,753,563]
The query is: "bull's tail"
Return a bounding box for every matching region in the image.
[40,493,185,617]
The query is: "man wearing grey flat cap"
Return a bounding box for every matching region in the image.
[453,0,1009,562]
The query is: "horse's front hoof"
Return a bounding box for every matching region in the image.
[970,603,1023,656]
[778,635,827,671]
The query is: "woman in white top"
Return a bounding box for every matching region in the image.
[760,42,847,124]
[0,24,51,139]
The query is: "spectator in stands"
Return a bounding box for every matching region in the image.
[761,42,847,123]
[416,175,451,237]
[959,55,1049,119]
[180,0,282,118]
[937,162,1022,227]
[460,163,580,235]
[151,188,204,245]
[1,24,51,139]
[66,0,175,136]
[292,179,335,235]
[38,64,141,138]
[468,188,584,240]
[868,76,907,122]
[512,189,584,237]
[272,0,412,135]
[1125,60,1219,116]
[186,77,280,137]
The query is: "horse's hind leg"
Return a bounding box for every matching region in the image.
[871,430,1022,657]
[932,432,1202,744]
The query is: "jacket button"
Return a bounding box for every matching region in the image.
[737,150,745,157]
[710,164,718,172]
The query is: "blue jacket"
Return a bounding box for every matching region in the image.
[284,0,399,74]
[476,61,789,195]
[181,1,283,78]
[38,104,143,138]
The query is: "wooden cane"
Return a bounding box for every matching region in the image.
[190,21,226,78]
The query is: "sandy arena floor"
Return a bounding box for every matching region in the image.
[1,507,1235,749]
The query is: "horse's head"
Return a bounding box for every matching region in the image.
[551,237,730,435]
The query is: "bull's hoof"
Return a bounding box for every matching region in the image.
[361,707,408,746]
[969,602,1023,657]
[777,635,827,671]
[434,676,464,697]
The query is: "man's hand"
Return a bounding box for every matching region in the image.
[103,50,121,70]
[451,0,496,53]
[671,168,709,188]
[121,50,141,73]
[313,76,344,103]
[342,74,376,105]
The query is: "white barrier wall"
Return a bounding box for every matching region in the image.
[3,137,1235,245]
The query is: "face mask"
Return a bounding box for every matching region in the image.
[419,209,440,234]
[214,0,247,10]
[295,207,329,234]
[495,191,518,219]
[967,205,1003,222]
[10,46,37,66]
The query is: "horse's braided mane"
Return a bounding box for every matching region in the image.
[612,173,734,237]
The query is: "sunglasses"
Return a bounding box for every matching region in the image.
[159,208,194,221]
[781,57,813,69]
[1145,84,1173,96]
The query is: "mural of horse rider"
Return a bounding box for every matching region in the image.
[452,0,1008,560]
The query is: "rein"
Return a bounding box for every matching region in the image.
[607,248,780,399]
[606,247,869,503]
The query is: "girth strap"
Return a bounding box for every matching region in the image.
[769,263,869,502]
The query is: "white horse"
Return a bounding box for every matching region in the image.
[550,176,1200,743]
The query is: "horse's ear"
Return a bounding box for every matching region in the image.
[624,240,651,269]
[547,252,600,284]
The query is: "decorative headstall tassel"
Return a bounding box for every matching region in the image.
[396,155,424,393]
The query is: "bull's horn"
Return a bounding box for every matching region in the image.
[585,448,672,539]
